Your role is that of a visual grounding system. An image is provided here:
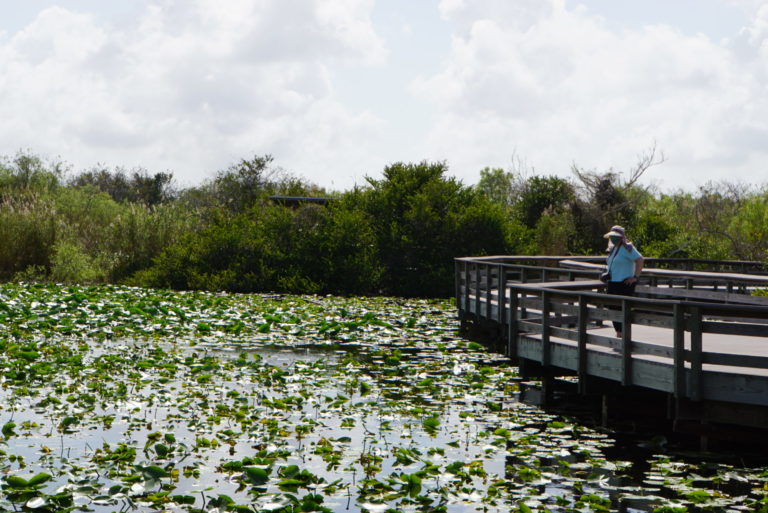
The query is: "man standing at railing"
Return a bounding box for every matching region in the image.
[602,225,645,338]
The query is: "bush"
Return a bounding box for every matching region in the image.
[357,161,510,297]
[48,241,106,284]
[136,201,381,294]
[0,193,57,279]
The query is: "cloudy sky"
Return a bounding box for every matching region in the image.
[1,0,767,191]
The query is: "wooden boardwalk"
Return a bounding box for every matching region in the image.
[455,256,768,438]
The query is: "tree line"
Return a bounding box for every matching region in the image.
[0,150,765,297]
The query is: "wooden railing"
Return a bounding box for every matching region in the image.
[505,286,768,401]
[455,256,768,406]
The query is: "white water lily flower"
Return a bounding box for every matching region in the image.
[359,503,388,513]
[25,497,47,509]
[124,400,142,411]
[457,491,483,502]
[261,502,286,511]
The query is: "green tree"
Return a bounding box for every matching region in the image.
[358,161,509,297]
[515,175,575,229]
[475,167,519,208]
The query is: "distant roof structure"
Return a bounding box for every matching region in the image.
[268,196,336,207]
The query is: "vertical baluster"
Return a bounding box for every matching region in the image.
[690,307,703,401]
[673,303,685,398]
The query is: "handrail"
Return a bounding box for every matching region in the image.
[456,256,768,405]
[456,255,768,274]
[561,259,768,285]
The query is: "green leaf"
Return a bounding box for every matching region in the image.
[4,475,28,488]
[243,467,270,485]
[2,422,16,438]
[143,465,169,479]
[26,473,51,487]
[517,501,533,513]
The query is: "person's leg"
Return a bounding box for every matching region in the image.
[607,282,635,336]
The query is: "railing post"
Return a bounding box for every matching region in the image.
[484,263,492,319]
[690,306,703,401]
[464,261,471,318]
[621,299,632,386]
[577,295,588,395]
[474,263,481,318]
[497,264,505,328]
[454,260,461,311]
[508,289,519,358]
[673,303,685,398]
[541,291,551,366]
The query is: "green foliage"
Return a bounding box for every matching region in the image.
[0,152,64,193]
[476,167,518,208]
[0,194,58,279]
[357,161,509,296]
[139,201,381,295]
[515,175,575,229]
[69,167,175,205]
[0,149,766,297]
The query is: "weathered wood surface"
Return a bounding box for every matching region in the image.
[455,256,768,412]
[561,259,768,285]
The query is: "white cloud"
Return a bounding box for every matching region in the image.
[0,0,387,187]
[419,0,768,189]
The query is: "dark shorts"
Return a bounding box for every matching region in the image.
[606,280,636,297]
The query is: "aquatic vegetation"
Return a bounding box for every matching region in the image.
[0,283,765,512]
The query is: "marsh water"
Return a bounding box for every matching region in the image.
[0,285,766,512]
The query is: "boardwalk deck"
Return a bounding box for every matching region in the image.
[455,256,768,438]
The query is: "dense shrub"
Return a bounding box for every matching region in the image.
[137,201,381,295]
[0,150,765,296]
[356,161,510,297]
[0,193,57,279]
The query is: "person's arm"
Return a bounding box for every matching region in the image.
[627,256,644,284]
[635,257,644,277]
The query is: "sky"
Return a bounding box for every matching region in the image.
[1,0,767,191]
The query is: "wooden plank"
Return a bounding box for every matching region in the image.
[560,259,768,284]
[550,301,580,316]
[701,322,768,337]
[700,352,768,369]
[518,320,544,332]
[631,359,675,393]
[550,342,579,371]
[519,296,545,310]
[639,286,768,306]
[632,341,674,359]
[586,333,618,349]
[632,312,675,329]
[587,306,624,323]
[515,280,605,290]
[549,326,579,342]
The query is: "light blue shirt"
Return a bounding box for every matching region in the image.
[606,244,642,282]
